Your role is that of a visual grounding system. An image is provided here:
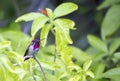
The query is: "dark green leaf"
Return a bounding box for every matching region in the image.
[114,52,120,59]
[94,62,105,79]
[97,0,120,10]
[87,35,108,53]
[101,5,120,40]
[110,38,120,54]
[100,68,120,78]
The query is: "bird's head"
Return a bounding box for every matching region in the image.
[31,39,40,50]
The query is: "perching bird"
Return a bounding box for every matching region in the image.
[23,39,40,61]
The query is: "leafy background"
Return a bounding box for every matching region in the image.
[0,0,120,81]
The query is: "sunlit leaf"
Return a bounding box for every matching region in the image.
[37,60,60,70]
[58,72,68,79]
[86,70,94,78]
[83,59,92,71]
[0,35,5,41]
[46,8,54,19]
[0,41,11,49]
[54,18,75,29]
[46,74,61,81]
[54,2,78,18]
[15,12,44,22]
[55,26,73,65]
[31,16,49,38]
[0,56,15,73]
[1,31,31,54]
[54,20,73,44]
[67,64,82,73]
[15,68,26,80]
[69,75,81,81]
[40,24,52,47]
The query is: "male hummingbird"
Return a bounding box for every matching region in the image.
[23,39,40,61]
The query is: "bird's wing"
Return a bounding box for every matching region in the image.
[24,45,29,57]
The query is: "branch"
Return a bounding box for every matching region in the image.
[34,57,47,81]
[12,0,20,16]
[52,41,57,75]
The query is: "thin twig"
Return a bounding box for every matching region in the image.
[52,41,57,75]
[34,57,47,81]
[12,0,20,16]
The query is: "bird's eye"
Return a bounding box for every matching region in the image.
[31,42,34,45]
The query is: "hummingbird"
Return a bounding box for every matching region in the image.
[23,39,40,61]
[23,39,47,81]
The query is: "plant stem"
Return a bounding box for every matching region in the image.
[34,57,47,81]
[52,42,57,75]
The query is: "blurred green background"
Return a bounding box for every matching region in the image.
[1,0,120,81]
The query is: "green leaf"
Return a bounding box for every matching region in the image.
[54,19,73,44]
[101,5,120,40]
[69,75,81,81]
[15,12,44,22]
[15,68,26,80]
[94,62,105,79]
[31,16,49,37]
[0,41,11,49]
[110,38,120,54]
[83,59,92,71]
[86,70,94,78]
[0,56,15,73]
[87,35,108,53]
[40,24,52,47]
[1,31,30,54]
[100,68,120,79]
[46,74,61,81]
[114,52,120,59]
[67,64,82,73]
[54,18,75,29]
[39,60,60,70]
[46,8,54,19]
[54,2,78,18]
[55,26,73,64]
[72,46,91,63]
[0,35,5,41]
[97,0,120,10]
